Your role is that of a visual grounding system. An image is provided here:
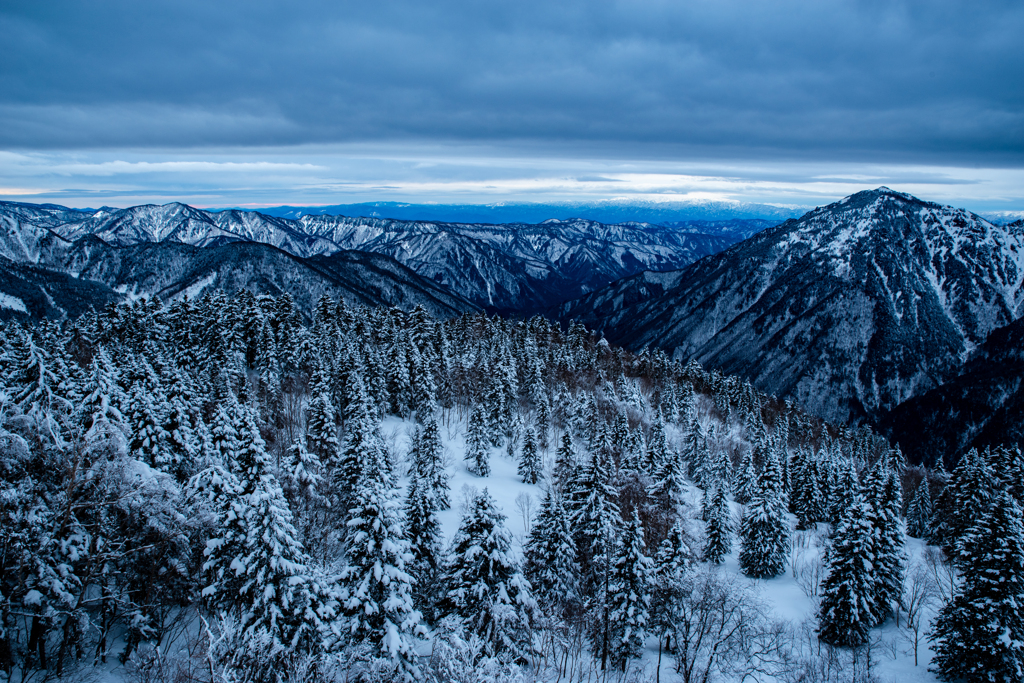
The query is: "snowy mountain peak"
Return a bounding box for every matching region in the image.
[557,189,1024,424]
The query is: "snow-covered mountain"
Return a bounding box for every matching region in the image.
[556,188,1024,424]
[0,201,739,312]
[37,237,476,319]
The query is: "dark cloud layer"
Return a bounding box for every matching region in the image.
[1,0,1022,163]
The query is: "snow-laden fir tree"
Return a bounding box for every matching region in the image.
[413,415,449,509]
[645,414,668,473]
[703,486,732,563]
[829,459,859,527]
[340,423,424,678]
[552,431,576,494]
[648,448,687,509]
[818,496,875,647]
[192,407,338,673]
[523,486,579,613]
[864,462,905,626]
[405,469,443,572]
[465,400,490,477]
[906,476,933,539]
[126,380,168,468]
[304,392,338,465]
[440,488,536,662]
[608,510,652,671]
[573,448,621,591]
[929,448,993,557]
[738,470,790,578]
[734,448,758,505]
[518,426,541,484]
[930,491,1024,682]
[334,370,389,521]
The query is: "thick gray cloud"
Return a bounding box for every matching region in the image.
[2,0,1022,163]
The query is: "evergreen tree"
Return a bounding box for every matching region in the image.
[573,449,621,590]
[930,448,994,557]
[645,415,668,474]
[305,392,338,465]
[829,459,859,528]
[818,497,876,647]
[930,491,1024,682]
[738,472,790,578]
[518,426,541,484]
[523,487,579,612]
[906,476,933,539]
[703,486,732,563]
[334,370,388,522]
[864,463,905,626]
[440,489,536,661]
[465,400,490,477]
[648,449,687,509]
[414,415,449,509]
[341,434,424,676]
[193,409,337,666]
[733,448,758,504]
[608,511,652,671]
[405,471,442,572]
[553,431,576,494]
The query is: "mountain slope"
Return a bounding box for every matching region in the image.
[2,201,737,312]
[556,188,1024,423]
[878,316,1024,466]
[0,255,121,320]
[48,238,476,319]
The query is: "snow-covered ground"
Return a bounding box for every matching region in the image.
[383,414,942,682]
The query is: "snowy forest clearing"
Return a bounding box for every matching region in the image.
[393,412,942,683]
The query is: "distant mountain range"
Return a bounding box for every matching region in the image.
[0,199,753,316]
[554,188,1024,429]
[248,199,803,227]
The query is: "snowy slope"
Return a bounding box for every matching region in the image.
[557,188,1024,424]
[2,201,738,312]
[49,237,478,318]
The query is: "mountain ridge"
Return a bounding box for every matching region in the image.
[0,200,744,311]
[555,188,1024,424]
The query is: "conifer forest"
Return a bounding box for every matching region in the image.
[1,292,1022,683]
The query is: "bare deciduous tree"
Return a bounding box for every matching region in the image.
[900,561,937,666]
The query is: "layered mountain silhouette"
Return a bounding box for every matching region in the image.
[1,200,741,313]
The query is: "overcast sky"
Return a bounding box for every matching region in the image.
[1,0,1022,213]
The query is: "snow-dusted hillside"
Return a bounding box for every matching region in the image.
[0,201,738,312]
[557,188,1024,425]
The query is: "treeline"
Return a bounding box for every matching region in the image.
[1,291,1021,682]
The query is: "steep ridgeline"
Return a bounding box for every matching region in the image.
[556,189,1024,424]
[0,237,476,321]
[879,313,1024,466]
[0,201,738,312]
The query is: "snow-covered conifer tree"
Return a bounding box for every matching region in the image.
[518,425,541,484]
[818,496,875,647]
[864,463,905,626]
[341,429,423,677]
[703,486,732,563]
[440,489,536,661]
[523,486,579,612]
[738,472,790,578]
[465,400,490,476]
[608,511,652,671]
[414,415,449,509]
[906,476,933,539]
[930,491,1024,682]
